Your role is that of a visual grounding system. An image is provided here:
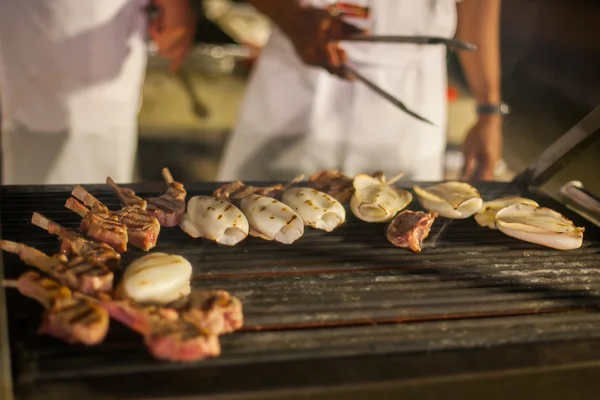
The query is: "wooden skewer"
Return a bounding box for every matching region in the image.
[386,172,406,186]
[162,168,174,184]
[1,279,18,288]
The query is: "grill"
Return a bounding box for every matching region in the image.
[2,180,600,399]
[2,108,600,399]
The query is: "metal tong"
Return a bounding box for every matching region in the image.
[341,35,476,125]
[344,64,435,126]
[341,34,477,51]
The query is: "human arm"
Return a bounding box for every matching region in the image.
[456,0,503,181]
[148,0,198,71]
[246,0,366,78]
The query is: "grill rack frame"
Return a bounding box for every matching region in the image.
[2,180,600,399]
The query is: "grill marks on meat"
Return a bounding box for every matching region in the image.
[12,272,109,345]
[31,212,121,269]
[65,198,128,253]
[113,207,160,251]
[308,170,354,204]
[0,240,114,294]
[170,290,243,335]
[70,185,159,251]
[386,210,438,253]
[214,175,305,203]
[100,299,222,362]
[148,320,221,362]
[146,168,187,227]
[106,176,147,209]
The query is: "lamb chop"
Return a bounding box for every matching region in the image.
[386,210,438,253]
[106,176,147,209]
[70,185,160,251]
[3,272,109,345]
[146,168,187,227]
[65,197,129,253]
[100,299,221,362]
[213,175,305,202]
[0,240,114,294]
[168,290,243,335]
[31,212,121,269]
[307,170,354,204]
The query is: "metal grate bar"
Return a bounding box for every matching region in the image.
[2,182,600,386]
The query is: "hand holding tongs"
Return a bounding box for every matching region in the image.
[340,35,476,125]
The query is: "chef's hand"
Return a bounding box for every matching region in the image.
[278,6,367,79]
[149,0,197,71]
[461,115,503,181]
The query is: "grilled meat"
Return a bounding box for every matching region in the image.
[65,198,128,253]
[170,290,243,335]
[113,206,161,251]
[146,168,187,227]
[147,319,221,362]
[100,299,221,362]
[31,212,121,269]
[70,186,160,251]
[10,272,109,345]
[307,170,354,204]
[0,240,114,294]
[386,210,438,253]
[106,176,147,209]
[214,175,305,203]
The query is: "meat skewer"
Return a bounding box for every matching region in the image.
[3,272,109,345]
[0,240,114,294]
[31,212,121,269]
[386,210,438,253]
[307,170,354,204]
[169,290,244,335]
[100,299,222,362]
[146,168,187,227]
[70,185,160,251]
[65,197,129,253]
[106,177,147,209]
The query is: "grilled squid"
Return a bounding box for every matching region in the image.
[495,203,584,250]
[240,194,304,244]
[281,188,346,232]
[350,172,412,223]
[180,196,249,246]
[413,181,483,219]
[122,253,192,305]
[475,197,539,229]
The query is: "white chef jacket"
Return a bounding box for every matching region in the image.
[217,0,457,182]
[0,0,148,185]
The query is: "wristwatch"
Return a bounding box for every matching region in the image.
[476,103,510,116]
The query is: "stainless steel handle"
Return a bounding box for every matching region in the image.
[560,181,600,227]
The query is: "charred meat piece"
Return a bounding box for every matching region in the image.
[146,168,187,227]
[100,299,221,362]
[31,212,121,269]
[386,210,438,253]
[70,186,160,251]
[169,290,243,335]
[106,176,147,209]
[65,198,128,253]
[147,319,221,362]
[307,170,354,204]
[8,272,109,345]
[0,240,114,294]
[112,207,160,251]
[213,175,305,202]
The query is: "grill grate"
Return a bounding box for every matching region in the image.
[2,182,600,392]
